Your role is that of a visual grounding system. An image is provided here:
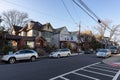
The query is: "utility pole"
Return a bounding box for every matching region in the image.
[0,16,2,27]
[77,22,81,52]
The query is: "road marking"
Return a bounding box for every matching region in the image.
[59,76,70,80]
[89,66,117,73]
[94,65,119,71]
[112,70,120,80]
[73,72,100,80]
[82,69,114,77]
[49,62,100,80]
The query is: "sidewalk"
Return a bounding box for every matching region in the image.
[103,54,120,67]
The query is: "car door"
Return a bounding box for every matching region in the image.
[62,49,66,56]
[24,50,33,59]
[15,50,26,60]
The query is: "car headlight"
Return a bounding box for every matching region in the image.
[1,55,10,60]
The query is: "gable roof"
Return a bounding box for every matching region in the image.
[29,21,43,31]
[70,31,79,35]
[43,22,51,27]
[20,21,43,32]
[12,25,22,32]
[54,27,66,34]
[42,22,54,30]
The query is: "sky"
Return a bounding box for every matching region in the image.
[0,0,120,37]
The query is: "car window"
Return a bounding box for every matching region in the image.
[18,50,34,54]
[25,50,34,54]
[61,49,65,51]
[19,50,26,54]
[61,49,69,51]
[108,46,117,49]
[98,49,107,52]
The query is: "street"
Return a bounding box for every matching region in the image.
[0,53,119,80]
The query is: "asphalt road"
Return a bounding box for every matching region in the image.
[0,54,119,80]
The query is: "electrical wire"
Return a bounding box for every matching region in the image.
[2,0,71,22]
[72,0,98,23]
[73,0,113,32]
[70,0,81,20]
[61,0,76,24]
[78,0,113,31]
[78,0,100,21]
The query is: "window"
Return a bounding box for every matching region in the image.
[42,31,53,38]
[19,50,26,54]
[25,50,33,53]
[71,36,73,40]
[33,30,39,36]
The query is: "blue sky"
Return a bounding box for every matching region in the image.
[0,0,120,34]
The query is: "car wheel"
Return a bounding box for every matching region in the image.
[57,54,61,58]
[9,58,16,64]
[31,56,36,62]
[67,53,70,57]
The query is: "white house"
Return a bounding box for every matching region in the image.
[52,27,71,48]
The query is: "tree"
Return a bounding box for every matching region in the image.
[2,10,29,28]
[94,19,120,40]
[109,24,120,40]
[94,19,111,38]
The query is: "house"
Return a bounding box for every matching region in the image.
[52,27,71,48]
[9,21,54,49]
[69,31,80,52]
[42,22,54,45]
[70,30,95,50]
[10,25,22,35]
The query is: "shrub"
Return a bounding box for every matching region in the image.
[3,46,13,55]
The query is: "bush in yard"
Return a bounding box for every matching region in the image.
[3,45,13,55]
[36,48,46,56]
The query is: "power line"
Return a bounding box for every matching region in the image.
[73,0,112,31]
[72,0,98,23]
[61,0,76,24]
[2,0,71,23]
[78,0,116,31]
[70,0,81,20]
[78,0,100,20]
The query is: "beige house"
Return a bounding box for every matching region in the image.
[9,21,54,48]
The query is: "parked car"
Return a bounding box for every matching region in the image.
[1,49,39,64]
[49,48,71,58]
[108,46,119,54]
[96,49,111,58]
[84,49,94,54]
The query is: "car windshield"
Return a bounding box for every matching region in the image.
[108,46,117,49]
[98,49,107,52]
[54,49,61,52]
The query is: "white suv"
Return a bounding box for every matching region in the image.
[1,49,39,64]
[49,48,71,58]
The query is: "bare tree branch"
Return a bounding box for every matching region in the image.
[94,19,120,41]
[2,10,29,28]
